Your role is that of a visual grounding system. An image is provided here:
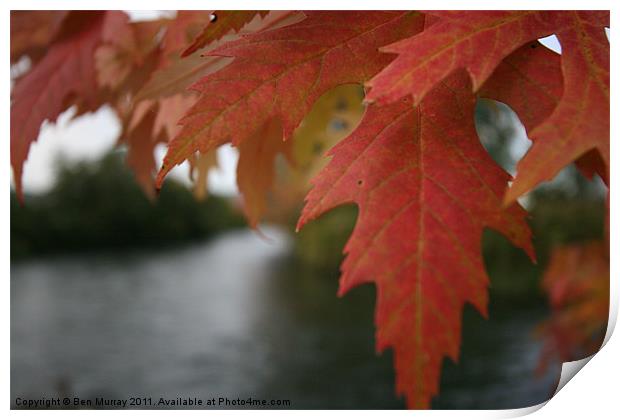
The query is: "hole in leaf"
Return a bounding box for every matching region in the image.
[538,35,562,54]
[474,99,530,176]
[329,118,349,131]
[210,13,217,23]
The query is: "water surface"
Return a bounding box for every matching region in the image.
[11,228,560,409]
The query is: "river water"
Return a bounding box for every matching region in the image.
[11,227,560,409]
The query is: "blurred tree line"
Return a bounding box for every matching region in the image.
[11,150,245,260]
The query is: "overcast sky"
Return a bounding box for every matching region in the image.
[11,12,572,197]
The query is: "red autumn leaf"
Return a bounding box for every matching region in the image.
[181,11,268,57]
[297,72,534,408]
[505,16,609,203]
[367,11,607,105]
[479,39,608,185]
[536,242,609,374]
[155,11,424,187]
[367,11,556,104]
[479,41,564,132]
[366,11,609,204]
[10,11,113,201]
[10,10,68,64]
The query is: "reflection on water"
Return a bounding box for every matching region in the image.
[11,227,559,409]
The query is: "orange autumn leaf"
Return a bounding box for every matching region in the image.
[237,119,294,227]
[123,102,166,199]
[189,150,219,201]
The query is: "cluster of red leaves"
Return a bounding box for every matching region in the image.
[10,11,609,409]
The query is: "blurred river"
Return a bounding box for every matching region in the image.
[11,227,560,409]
